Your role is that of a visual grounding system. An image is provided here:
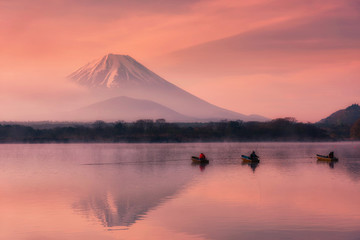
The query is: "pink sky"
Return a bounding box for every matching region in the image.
[0,0,359,122]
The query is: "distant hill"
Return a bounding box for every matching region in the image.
[65,96,196,122]
[318,104,360,126]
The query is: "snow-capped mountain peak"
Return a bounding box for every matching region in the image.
[68,53,169,88]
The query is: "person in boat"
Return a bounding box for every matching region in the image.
[250,151,258,160]
[328,151,334,158]
[199,153,206,160]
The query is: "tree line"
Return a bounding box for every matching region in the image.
[0,118,341,143]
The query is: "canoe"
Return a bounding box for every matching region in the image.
[316,154,338,162]
[241,155,260,163]
[191,156,209,164]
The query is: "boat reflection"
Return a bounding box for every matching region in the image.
[191,162,209,172]
[242,161,259,172]
[317,159,337,169]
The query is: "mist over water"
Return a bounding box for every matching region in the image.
[0,142,359,240]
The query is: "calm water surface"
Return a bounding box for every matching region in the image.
[0,142,360,240]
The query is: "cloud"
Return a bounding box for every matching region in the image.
[155,0,360,79]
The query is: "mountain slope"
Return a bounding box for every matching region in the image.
[68,54,268,122]
[66,96,195,122]
[318,104,360,126]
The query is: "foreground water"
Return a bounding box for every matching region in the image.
[0,142,359,240]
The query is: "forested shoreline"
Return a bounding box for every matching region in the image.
[2,117,356,143]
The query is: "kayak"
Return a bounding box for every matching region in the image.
[316,154,338,162]
[241,155,260,163]
[191,156,209,164]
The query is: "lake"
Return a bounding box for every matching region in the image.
[0,142,360,240]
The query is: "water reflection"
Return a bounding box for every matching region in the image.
[344,159,360,181]
[317,159,338,169]
[242,161,259,172]
[191,162,209,172]
[1,142,360,240]
[72,166,192,229]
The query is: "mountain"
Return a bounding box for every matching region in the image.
[68,54,172,89]
[66,96,195,122]
[318,104,360,126]
[68,54,268,122]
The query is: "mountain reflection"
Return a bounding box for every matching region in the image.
[72,166,192,229]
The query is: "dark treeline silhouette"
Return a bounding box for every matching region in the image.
[0,118,334,143]
[351,119,360,139]
[316,119,360,140]
[316,104,360,140]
